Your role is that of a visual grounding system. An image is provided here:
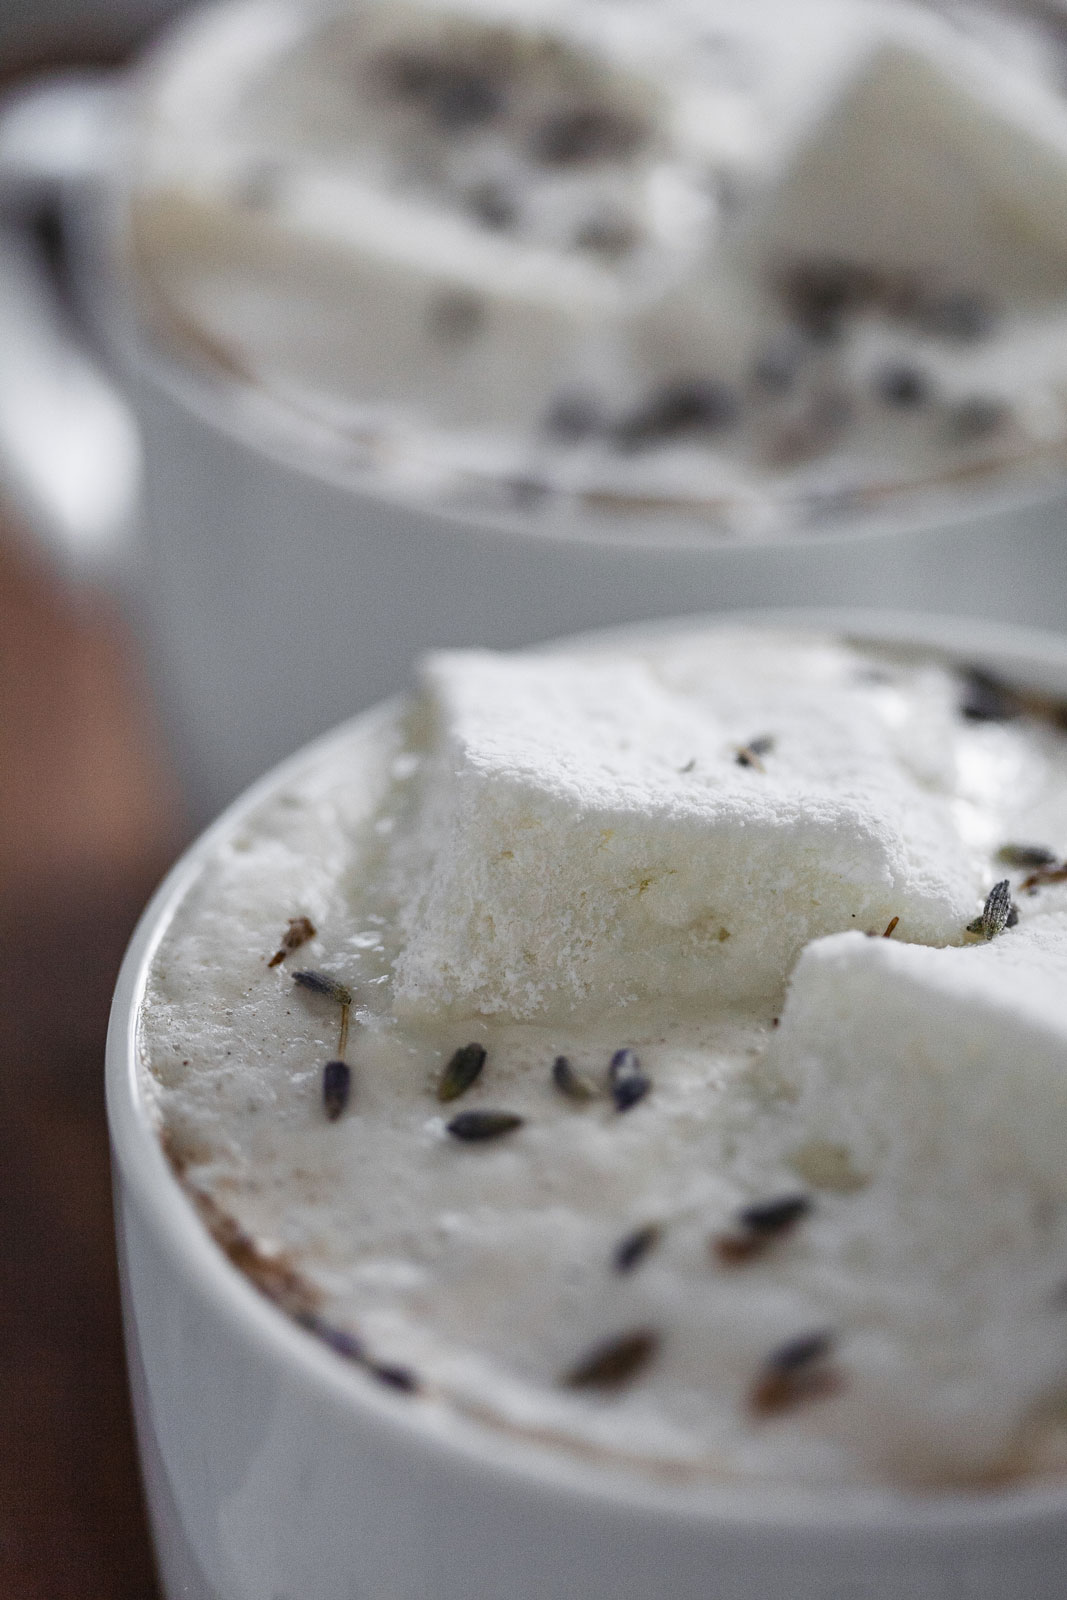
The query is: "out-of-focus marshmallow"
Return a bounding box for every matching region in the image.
[748,35,1067,301]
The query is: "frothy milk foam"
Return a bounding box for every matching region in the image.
[141,625,1067,1492]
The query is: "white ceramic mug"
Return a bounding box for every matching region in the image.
[5,9,1067,827]
[108,607,1067,1600]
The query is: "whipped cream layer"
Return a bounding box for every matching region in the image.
[141,627,1067,1492]
[130,0,1067,534]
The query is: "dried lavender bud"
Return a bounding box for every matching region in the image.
[873,362,930,408]
[945,396,1011,444]
[436,70,502,128]
[292,970,353,1006]
[446,1109,524,1141]
[714,1192,811,1263]
[369,1361,419,1393]
[384,47,503,128]
[966,879,1014,940]
[467,179,517,230]
[323,1059,351,1121]
[997,844,1058,870]
[268,915,317,967]
[778,259,878,340]
[552,1055,599,1101]
[545,390,603,442]
[608,1048,650,1112]
[533,105,647,165]
[299,1308,416,1389]
[763,1329,835,1375]
[614,378,739,449]
[748,1329,839,1415]
[382,46,438,99]
[562,1328,659,1389]
[958,668,1019,722]
[297,1312,365,1362]
[736,735,774,770]
[738,1193,812,1236]
[919,290,997,342]
[437,1042,487,1102]
[427,290,485,344]
[613,1223,661,1274]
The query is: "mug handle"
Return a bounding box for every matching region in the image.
[0,73,141,583]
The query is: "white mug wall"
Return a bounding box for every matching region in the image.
[129,352,1067,819]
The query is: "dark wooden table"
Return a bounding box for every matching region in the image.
[0,518,182,1598]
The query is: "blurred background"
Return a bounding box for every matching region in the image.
[0,0,183,83]
[1,4,188,1596]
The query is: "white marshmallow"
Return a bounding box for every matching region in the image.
[763,911,1067,1195]
[132,0,681,429]
[390,632,991,1019]
[133,186,626,430]
[748,34,1067,301]
[749,911,1067,1482]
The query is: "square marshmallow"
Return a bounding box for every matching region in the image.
[390,633,987,1019]
[763,912,1067,1194]
[748,34,1067,301]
